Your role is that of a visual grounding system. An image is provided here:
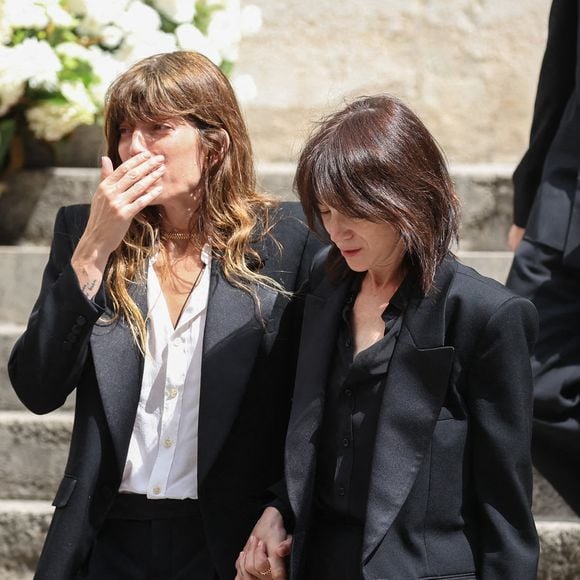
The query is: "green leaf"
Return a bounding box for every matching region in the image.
[195,0,226,35]
[220,60,234,77]
[0,119,16,172]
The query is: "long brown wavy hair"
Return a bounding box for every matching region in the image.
[295,94,460,294]
[102,51,279,351]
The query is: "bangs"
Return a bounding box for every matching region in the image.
[298,134,395,226]
[106,73,197,130]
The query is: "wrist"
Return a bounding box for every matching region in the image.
[71,245,107,301]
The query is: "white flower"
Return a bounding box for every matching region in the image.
[72,0,131,36]
[43,0,76,28]
[117,1,162,37]
[207,8,242,62]
[231,73,257,104]
[0,0,49,30]
[116,30,177,66]
[241,5,262,36]
[84,47,125,102]
[151,0,196,25]
[60,81,98,114]
[0,47,25,115]
[175,24,222,65]
[10,39,62,91]
[65,0,130,21]
[100,25,124,49]
[26,84,97,141]
[54,42,124,102]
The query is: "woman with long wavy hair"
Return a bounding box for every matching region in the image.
[9,51,320,579]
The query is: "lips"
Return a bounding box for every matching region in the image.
[340,248,360,257]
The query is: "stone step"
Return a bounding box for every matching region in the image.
[0,163,514,248]
[0,501,576,580]
[0,409,574,521]
[0,412,73,501]
[0,246,514,326]
[0,499,52,580]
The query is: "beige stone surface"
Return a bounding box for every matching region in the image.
[237,0,552,164]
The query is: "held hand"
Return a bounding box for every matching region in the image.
[71,152,165,299]
[235,507,292,580]
[507,224,525,252]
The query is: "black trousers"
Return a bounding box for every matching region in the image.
[507,239,580,515]
[79,494,219,580]
[302,512,363,580]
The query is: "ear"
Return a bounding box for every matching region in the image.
[216,128,230,161]
[205,128,230,170]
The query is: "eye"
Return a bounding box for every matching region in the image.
[317,205,331,215]
[152,122,173,132]
[118,125,131,135]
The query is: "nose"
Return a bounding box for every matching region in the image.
[128,129,148,156]
[325,213,351,244]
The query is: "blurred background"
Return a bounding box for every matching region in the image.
[237,0,550,166]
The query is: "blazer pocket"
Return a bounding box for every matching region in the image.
[52,474,77,508]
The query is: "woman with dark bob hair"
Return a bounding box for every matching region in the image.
[8,51,320,579]
[237,94,539,579]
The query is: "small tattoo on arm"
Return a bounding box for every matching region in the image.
[81,279,97,298]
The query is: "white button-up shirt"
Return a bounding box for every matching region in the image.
[119,245,211,499]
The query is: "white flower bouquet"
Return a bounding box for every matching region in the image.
[0,0,261,170]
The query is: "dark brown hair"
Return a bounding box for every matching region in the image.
[295,94,460,293]
[103,51,278,350]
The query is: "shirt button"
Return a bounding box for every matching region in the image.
[345,338,352,347]
[164,439,173,448]
[338,486,346,497]
[152,486,161,495]
[167,388,178,399]
[342,437,350,447]
[344,388,352,397]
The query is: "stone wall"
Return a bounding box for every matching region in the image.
[237,0,551,165]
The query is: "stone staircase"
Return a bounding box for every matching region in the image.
[0,164,579,579]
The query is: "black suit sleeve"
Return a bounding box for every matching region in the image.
[467,296,539,579]
[8,206,104,414]
[513,0,578,227]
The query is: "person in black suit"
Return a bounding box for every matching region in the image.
[9,51,320,579]
[236,94,539,580]
[506,0,580,516]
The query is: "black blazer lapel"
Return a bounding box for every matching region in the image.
[197,262,278,485]
[362,258,457,563]
[90,280,146,475]
[286,276,351,520]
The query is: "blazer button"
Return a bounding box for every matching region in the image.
[66,332,77,343]
[76,315,87,325]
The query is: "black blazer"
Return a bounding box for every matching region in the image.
[513,0,580,267]
[285,252,539,579]
[9,202,322,580]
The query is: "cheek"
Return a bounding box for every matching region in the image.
[117,142,129,162]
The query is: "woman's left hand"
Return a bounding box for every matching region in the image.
[235,507,292,580]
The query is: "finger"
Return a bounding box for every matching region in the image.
[101,156,114,180]
[121,164,166,206]
[253,541,273,578]
[275,535,293,557]
[125,184,164,215]
[235,551,247,580]
[244,536,259,574]
[107,151,157,189]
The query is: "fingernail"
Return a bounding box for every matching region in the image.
[142,151,152,158]
[154,154,165,162]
